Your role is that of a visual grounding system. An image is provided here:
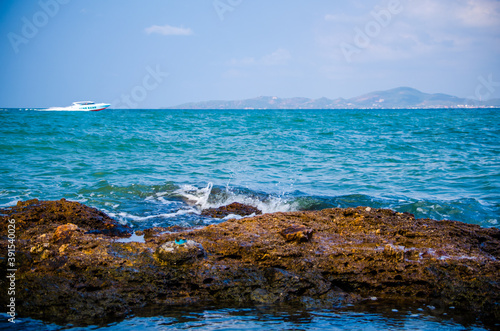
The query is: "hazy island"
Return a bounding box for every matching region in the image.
[167,87,500,110]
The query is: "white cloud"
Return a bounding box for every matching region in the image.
[404,0,500,28]
[318,0,500,65]
[229,49,291,66]
[145,24,193,36]
[456,0,500,27]
[324,10,383,27]
[324,13,360,23]
[261,49,292,65]
[229,57,257,66]
[393,0,500,55]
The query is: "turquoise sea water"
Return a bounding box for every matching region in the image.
[1,108,499,329]
[1,108,498,229]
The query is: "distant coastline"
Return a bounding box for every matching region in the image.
[166,87,500,110]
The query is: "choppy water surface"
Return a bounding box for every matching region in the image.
[0,108,499,329]
[0,303,492,330]
[1,108,498,229]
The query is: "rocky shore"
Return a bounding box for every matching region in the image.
[1,199,499,326]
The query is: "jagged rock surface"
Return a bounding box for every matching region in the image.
[201,202,262,218]
[0,199,499,326]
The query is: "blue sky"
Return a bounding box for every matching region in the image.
[1,0,499,108]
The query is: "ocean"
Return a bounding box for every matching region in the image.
[0,108,499,330]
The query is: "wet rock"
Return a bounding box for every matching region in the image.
[155,239,205,265]
[201,202,262,218]
[30,242,49,254]
[53,223,79,243]
[250,288,278,304]
[0,201,499,327]
[142,226,184,239]
[0,198,131,238]
[280,225,313,243]
[383,244,405,261]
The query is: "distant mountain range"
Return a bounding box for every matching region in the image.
[168,87,500,109]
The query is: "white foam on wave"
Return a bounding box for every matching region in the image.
[174,182,298,215]
[144,195,179,207]
[106,183,299,226]
[174,183,213,209]
[0,198,21,208]
[211,193,296,215]
[109,208,199,222]
[104,202,120,209]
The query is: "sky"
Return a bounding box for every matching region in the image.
[1,0,499,108]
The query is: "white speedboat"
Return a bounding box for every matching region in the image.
[46,101,110,111]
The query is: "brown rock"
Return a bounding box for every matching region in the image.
[0,201,499,328]
[155,240,205,265]
[53,223,79,243]
[201,202,262,218]
[0,198,131,238]
[280,225,314,243]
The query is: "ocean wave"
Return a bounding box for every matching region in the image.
[71,181,500,230]
[2,180,495,230]
[172,183,296,214]
[2,109,498,232]
[73,181,299,229]
[107,208,200,224]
